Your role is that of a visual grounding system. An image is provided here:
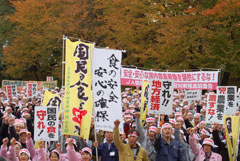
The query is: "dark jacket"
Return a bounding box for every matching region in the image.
[154,134,183,161]
[212,129,229,161]
[92,142,119,161]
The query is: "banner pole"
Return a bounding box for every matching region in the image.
[158,114,161,127]
[91,44,99,161]
[60,35,66,152]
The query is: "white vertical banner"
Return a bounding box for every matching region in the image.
[12,85,17,98]
[148,79,174,114]
[206,94,225,124]
[185,90,202,101]
[6,85,17,99]
[34,106,59,141]
[206,94,218,124]
[217,86,237,115]
[159,80,174,115]
[92,48,123,133]
[27,83,38,98]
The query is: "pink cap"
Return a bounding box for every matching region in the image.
[183,106,189,110]
[169,119,176,125]
[175,99,180,103]
[201,129,211,136]
[177,117,184,122]
[128,131,139,138]
[200,121,205,125]
[161,123,172,130]
[19,129,28,135]
[15,119,24,127]
[65,138,77,146]
[175,112,182,116]
[146,117,155,123]
[194,113,201,117]
[124,114,133,119]
[81,147,92,157]
[148,126,157,133]
[129,104,135,108]
[19,149,30,158]
[202,138,214,147]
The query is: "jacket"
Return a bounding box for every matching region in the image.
[136,118,156,161]
[189,135,222,161]
[174,128,194,161]
[113,126,149,161]
[212,130,229,161]
[154,134,183,161]
[92,141,119,161]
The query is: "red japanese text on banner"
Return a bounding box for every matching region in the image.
[217,86,237,115]
[121,68,219,90]
[34,106,59,141]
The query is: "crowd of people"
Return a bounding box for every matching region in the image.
[0,86,239,161]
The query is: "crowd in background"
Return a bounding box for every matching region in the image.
[0,86,239,161]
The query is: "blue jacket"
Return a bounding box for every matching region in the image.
[154,135,183,161]
[92,142,119,161]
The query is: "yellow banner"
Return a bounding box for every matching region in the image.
[224,115,240,161]
[2,80,57,92]
[63,39,93,142]
[140,81,149,126]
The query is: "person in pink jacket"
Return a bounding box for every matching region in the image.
[189,128,222,161]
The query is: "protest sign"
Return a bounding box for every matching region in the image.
[224,115,240,161]
[148,79,174,115]
[2,80,57,92]
[185,90,201,101]
[92,48,123,133]
[63,39,93,142]
[27,83,38,98]
[6,85,17,99]
[121,68,219,90]
[217,86,237,115]
[34,106,59,141]
[206,94,225,124]
[46,76,54,81]
[140,81,149,126]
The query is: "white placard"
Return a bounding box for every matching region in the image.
[27,83,38,98]
[185,90,202,101]
[92,48,123,133]
[6,85,17,99]
[148,79,174,114]
[217,86,237,115]
[34,106,59,141]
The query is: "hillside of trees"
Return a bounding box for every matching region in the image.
[0,0,240,86]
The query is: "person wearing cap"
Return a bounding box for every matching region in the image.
[123,113,133,138]
[135,112,156,161]
[81,147,92,161]
[18,148,31,161]
[199,128,211,144]
[154,123,183,161]
[113,119,148,161]
[92,131,119,161]
[189,128,222,161]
